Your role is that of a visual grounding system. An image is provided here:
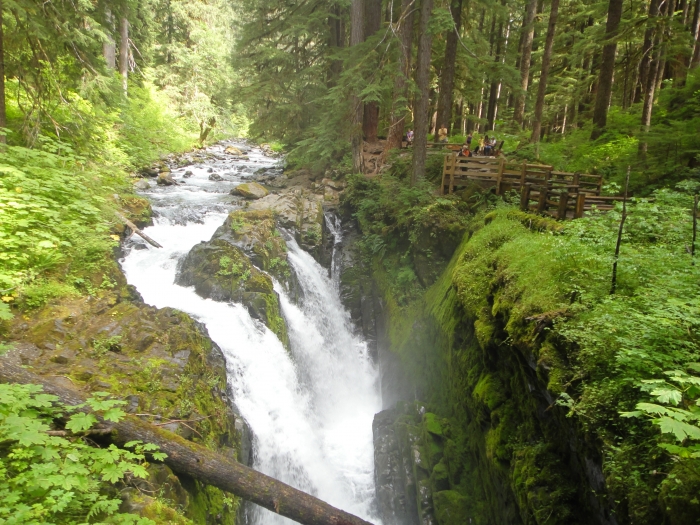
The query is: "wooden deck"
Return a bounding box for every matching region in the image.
[440,154,623,219]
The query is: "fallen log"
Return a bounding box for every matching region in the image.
[0,359,374,525]
[116,212,163,248]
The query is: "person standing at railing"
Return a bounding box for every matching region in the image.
[438,124,448,143]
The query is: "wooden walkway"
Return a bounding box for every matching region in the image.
[440,154,624,219]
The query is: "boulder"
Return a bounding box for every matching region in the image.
[225,146,244,156]
[139,167,159,177]
[208,173,224,182]
[211,210,292,286]
[183,170,194,178]
[175,240,288,346]
[233,182,269,200]
[322,178,346,191]
[247,189,325,257]
[156,173,177,186]
[133,179,151,190]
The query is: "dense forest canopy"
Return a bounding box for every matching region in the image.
[2,0,700,523]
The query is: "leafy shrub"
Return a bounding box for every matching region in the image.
[0,383,165,524]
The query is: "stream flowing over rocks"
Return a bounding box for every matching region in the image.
[120,141,383,525]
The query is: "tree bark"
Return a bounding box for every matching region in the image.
[513,0,538,126]
[350,0,364,172]
[486,11,505,131]
[0,360,375,525]
[0,0,6,144]
[385,0,415,152]
[590,0,624,140]
[119,17,129,94]
[530,0,560,143]
[411,0,434,185]
[636,0,661,103]
[691,0,700,68]
[103,8,116,70]
[436,0,463,135]
[362,0,382,143]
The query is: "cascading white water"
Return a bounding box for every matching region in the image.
[120,143,382,525]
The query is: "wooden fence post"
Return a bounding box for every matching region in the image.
[610,167,631,295]
[557,192,569,220]
[693,194,698,265]
[440,155,448,195]
[537,187,548,214]
[575,193,586,218]
[496,158,505,195]
[520,161,527,188]
[520,184,532,211]
[449,153,456,194]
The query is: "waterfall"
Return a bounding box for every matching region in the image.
[120,143,381,525]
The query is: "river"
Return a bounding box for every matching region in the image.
[119,142,382,524]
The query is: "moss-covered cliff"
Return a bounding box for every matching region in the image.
[343,172,700,525]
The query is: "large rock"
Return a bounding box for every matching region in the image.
[5,284,244,523]
[225,146,244,156]
[232,182,269,199]
[156,172,177,186]
[175,239,288,346]
[247,189,325,257]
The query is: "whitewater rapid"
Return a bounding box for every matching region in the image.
[120,143,381,524]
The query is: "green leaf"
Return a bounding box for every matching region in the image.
[655,416,700,441]
[651,388,683,405]
[65,412,97,432]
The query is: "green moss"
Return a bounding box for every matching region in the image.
[432,490,471,525]
[424,412,444,436]
[472,374,506,412]
[505,210,564,233]
[263,292,289,348]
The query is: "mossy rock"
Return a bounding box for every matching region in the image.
[7,287,241,523]
[120,194,153,229]
[214,210,293,286]
[176,238,288,346]
[433,490,471,525]
[233,182,269,199]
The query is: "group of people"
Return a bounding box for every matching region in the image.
[458,133,499,157]
[403,127,500,158]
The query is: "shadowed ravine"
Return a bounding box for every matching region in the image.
[120,143,382,525]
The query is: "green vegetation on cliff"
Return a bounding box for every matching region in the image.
[346,171,700,523]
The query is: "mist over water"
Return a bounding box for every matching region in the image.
[120,143,381,525]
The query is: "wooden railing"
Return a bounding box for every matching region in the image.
[440,155,622,219]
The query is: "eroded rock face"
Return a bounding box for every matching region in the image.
[247,189,325,257]
[176,236,289,345]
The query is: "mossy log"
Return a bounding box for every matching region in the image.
[0,360,374,525]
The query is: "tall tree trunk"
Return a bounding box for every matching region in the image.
[436,0,464,135]
[635,0,660,105]
[486,13,505,131]
[350,0,364,172]
[362,0,382,143]
[0,0,6,144]
[411,0,434,185]
[639,47,662,157]
[690,0,700,68]
[590,0,624,140]
[513,0,538,126]
[327,5,344,86]
[530,0,560,143]
[384,0,415,152]
[119,17,129,94]
[103,8,116,70]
